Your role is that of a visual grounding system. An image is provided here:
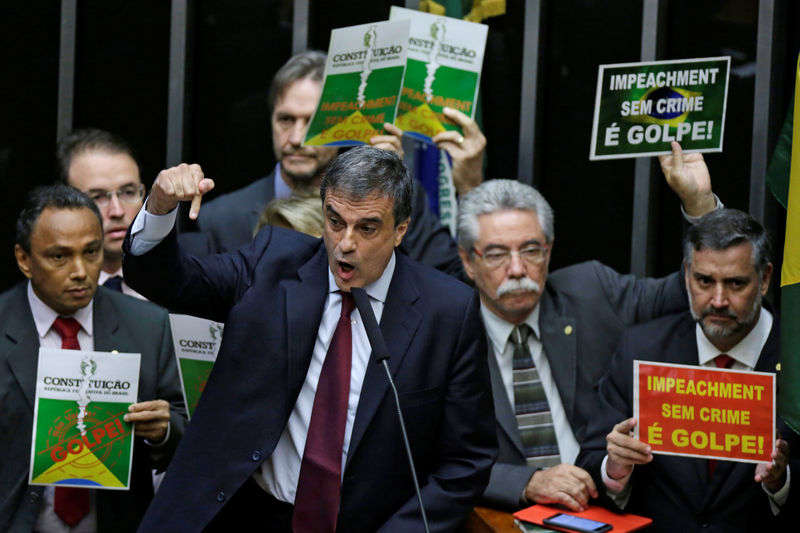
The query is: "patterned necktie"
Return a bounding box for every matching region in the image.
[511,324,560,469]
[50,317,90,527]
[293,291,356,533]
[708,354,735,477]
[103,275,124,292]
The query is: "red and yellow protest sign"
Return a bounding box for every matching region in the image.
[633,360,774,463]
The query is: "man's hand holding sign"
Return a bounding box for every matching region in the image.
[576,206,795,532]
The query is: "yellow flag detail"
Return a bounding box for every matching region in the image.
[782,54,800,287]
[418,0,446,16]
[465,0,506,22]
[32,443,124,488]
[625,87,703,128]
[396,102,447,138]
[305,110,380,146]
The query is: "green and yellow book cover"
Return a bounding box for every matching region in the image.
[29,348,140,490]
[389,7,487,143]
[169,314,224,419]
[304,20,409,147]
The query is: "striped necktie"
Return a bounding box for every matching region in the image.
[511,324,560,469]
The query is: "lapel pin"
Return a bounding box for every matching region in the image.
[564,325,573,335]
[776,363,781,372]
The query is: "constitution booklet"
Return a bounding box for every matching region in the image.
[169,314,224,419]
[304,19,409,146]
[29,348,140,490]
[389,6,487,142]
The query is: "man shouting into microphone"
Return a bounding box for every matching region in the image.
[123,146,496,532]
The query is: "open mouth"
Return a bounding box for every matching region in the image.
[337,261,355,280]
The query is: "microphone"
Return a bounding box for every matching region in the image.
[350,288,430,533]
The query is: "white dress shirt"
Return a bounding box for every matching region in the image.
[129,202,395,504]
[98,268,145,300]
[481,303,580,466]
[28,282,98,533]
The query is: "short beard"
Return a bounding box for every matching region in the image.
[281,164,322,186]
[689,291,762,343]
[496,277,541,298]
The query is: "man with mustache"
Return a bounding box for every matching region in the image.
[0,185,186,532]
[576,209,797,532]
[456,142,718,512]
[183,51,484,277]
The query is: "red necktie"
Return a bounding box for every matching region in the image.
[708,354,735,477]
[293,292,356,533]
[51,317,90,527]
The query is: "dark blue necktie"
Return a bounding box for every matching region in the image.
[103,276,123,292]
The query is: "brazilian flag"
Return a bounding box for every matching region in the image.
[769,53,800,433]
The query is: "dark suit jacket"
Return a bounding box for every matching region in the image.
[0,283,187,533]
[123,226,496,532]
[180,167,465,277]
[575,311,797,532]
[482,261,687,510]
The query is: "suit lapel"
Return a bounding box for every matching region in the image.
[487,343,525,457]
[284,245,329,391]
[538,294,578,424]
[249,172,277,230]
[92,289,120,352]
[662,320,713,491]
[702,316,781,508]
[346,255,421,467]
[4,285,40,410]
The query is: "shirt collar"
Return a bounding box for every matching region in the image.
[27,281,94,338]
[326,250,396,304]
[98,267,123,286]
[480,301,540,356]
[696,306,773,368]
[274,163,293,200]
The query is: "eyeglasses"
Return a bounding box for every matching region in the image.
[87,184,145,208]
[472,244,550,269]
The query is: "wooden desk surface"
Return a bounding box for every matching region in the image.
[462,507,556,533]
[462,507,519,533]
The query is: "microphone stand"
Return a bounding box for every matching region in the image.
[350,287,430,533]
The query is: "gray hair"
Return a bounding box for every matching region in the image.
[268,51,326,113]
[683,208,771,276]
[320,146,412,226]
[457,179,555,252]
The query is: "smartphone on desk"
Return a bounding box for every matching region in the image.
[542,512,612,532]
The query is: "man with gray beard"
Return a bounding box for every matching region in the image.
[456,143,718,512]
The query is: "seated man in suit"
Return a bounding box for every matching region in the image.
[0,185,186,532]
[123,146,496,532]
[456,143,719,512]
[182,50,485,277]
[57,128,148,298]
[576,209,796,532]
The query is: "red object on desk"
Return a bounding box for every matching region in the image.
[513,504,652,533]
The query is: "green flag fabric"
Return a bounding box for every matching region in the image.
[776,54,800,433]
